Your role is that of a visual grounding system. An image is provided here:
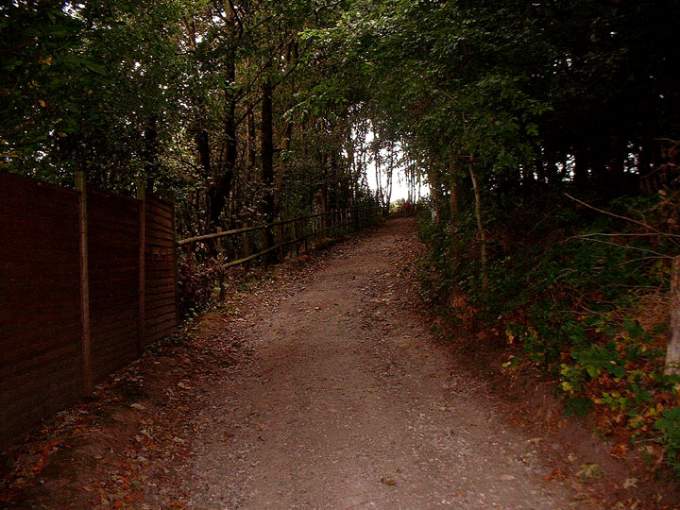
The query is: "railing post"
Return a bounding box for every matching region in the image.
[277,222,285,260]
[172,201,180,325]
[216,226,226,301]
[136,181,146,356]
[242,222,253,261]
[75,171,93,394]
[304,217,309,253]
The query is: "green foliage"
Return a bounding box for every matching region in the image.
[177,262,210,319]
[564,397,594,418]
[419,189,680,474]
[656,408,680,475]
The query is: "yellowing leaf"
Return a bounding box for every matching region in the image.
[577,463,603,480]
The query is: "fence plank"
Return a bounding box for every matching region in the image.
[0,173,82,447]
[137,184,146,357]
[1,173,179,447]
[75,171,93,395]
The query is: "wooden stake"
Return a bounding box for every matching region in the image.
[216,226,226,301]
[468,163,488,293]
[75,171,93,394]
[137,181,146,356]
[172,201,180,325]
[666,256,680,375]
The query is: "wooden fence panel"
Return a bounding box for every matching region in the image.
[0,173,82,445]
[88,192,141,382]
[144,198,177,345]
[1,175,179,447]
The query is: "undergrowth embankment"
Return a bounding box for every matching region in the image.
[416,191,680,479]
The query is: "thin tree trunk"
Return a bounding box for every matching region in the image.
[427,164,444,225]
[383,142,394,216]
[666,256,680,375]
[573,146,589,191]
[143,116,159,191]
[448,154,459,220]
[195,129,211,178]
[261,69,276,262]
[208,54,237,228]
[248,110,257,171]
[468,163,488,292]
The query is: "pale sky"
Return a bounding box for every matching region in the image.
[367,165,420,202]
[361,131,428,203]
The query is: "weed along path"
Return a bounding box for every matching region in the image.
[4,218,664,509]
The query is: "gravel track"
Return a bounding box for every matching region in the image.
[181,218,591,509]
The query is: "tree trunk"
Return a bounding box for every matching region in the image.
[248,110,257,171]
[427,165,444,225]
[448,155,459,220]
[666,256,680,375]
[374,146,383,206]
[208,55,237,229]
[143,116,159,191]
[261,70,276,262]
[468,164,488,293]
[195,129,211,178]
[573,146,589,191]
[383,142,394,216]
[448,168,461,275]
[450,178,459,218]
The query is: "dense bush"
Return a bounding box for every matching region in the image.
[418,191,680,474]
[177,253,221,319]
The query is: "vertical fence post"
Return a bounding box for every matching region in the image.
[278,222,285,260]
[136,181,146,356]
[216,227,226,301]
[243,223,253,261]
[304,217,309,253]
[172,201,180,324]
[75,171,93,394]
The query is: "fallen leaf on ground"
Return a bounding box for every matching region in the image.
[577,463,603,480]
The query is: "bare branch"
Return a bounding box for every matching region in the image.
[571,237,673,260]
[564,193,662,235]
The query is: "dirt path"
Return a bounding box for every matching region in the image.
[8,218,657,509]
[173,218,593,509]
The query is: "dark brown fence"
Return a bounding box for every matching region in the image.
[0,173,177,447]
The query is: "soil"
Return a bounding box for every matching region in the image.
[1,218,678,509]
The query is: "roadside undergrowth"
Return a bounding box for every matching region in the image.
[416,191,680,481]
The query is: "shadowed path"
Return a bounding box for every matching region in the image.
[181,219,589,509]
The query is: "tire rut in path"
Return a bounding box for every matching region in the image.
[183,218,592,509]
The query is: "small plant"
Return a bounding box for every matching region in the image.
[655,408,680,475]
[178,254,219,318]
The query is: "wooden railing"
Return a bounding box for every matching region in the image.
[177,206,381,289]
[180,205,379,251]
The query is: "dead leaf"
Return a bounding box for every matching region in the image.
[577,463,603,480]
[623,478,638,489]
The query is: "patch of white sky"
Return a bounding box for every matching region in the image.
[361,130,428,203]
